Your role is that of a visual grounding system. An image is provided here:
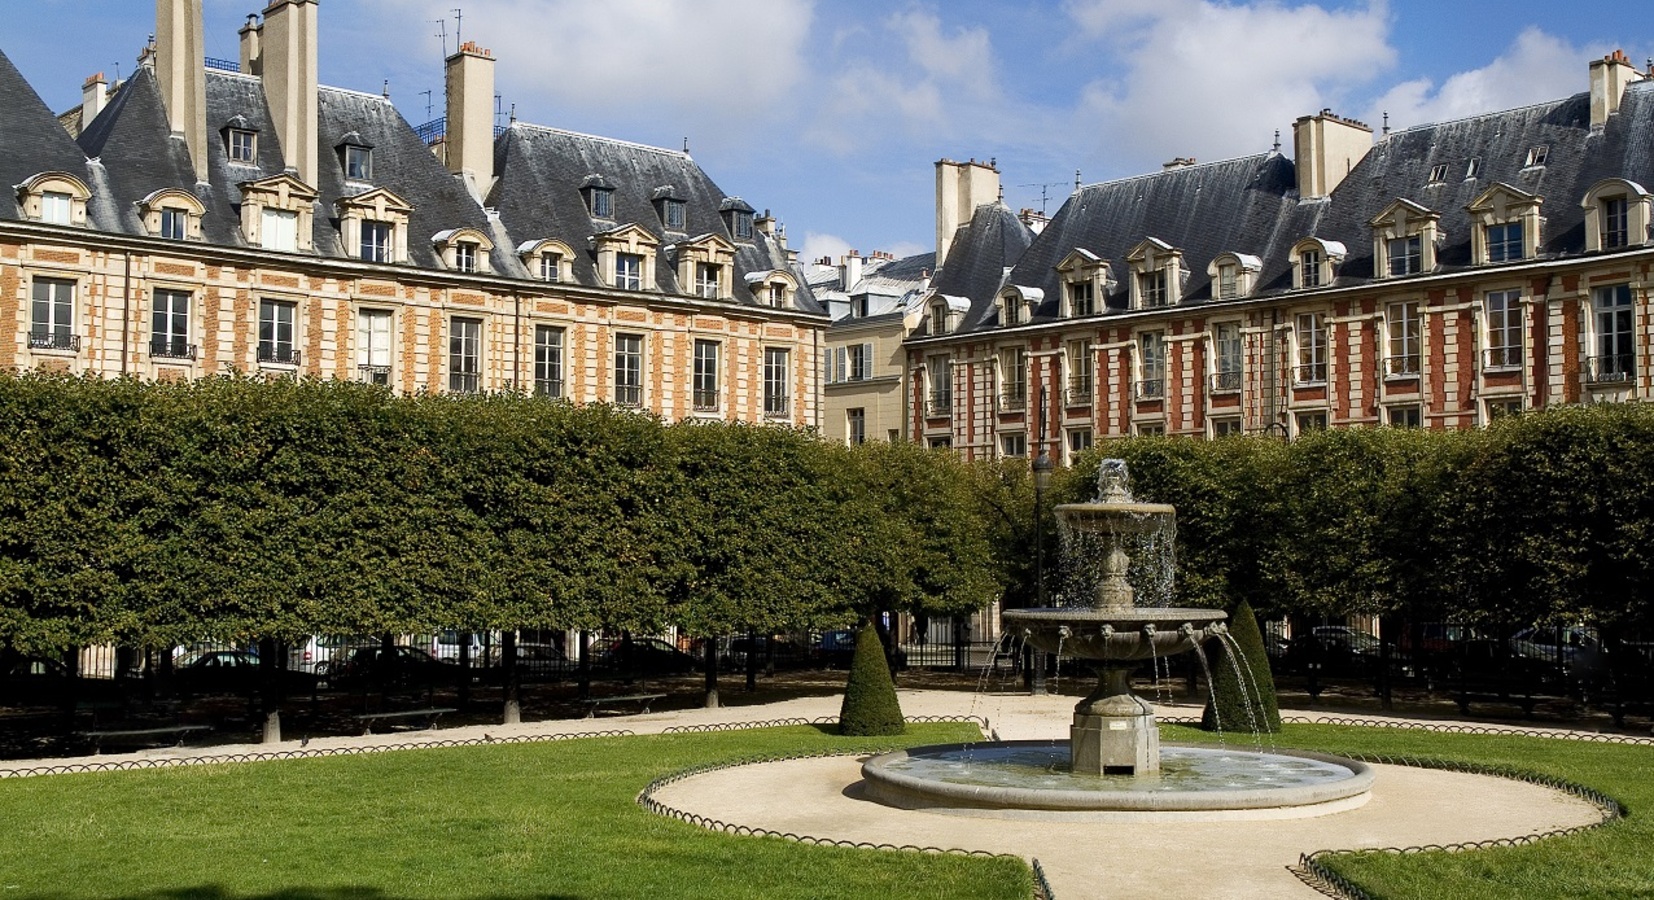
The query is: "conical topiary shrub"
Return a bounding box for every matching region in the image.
[1201,600,1282,734]
[838,622,905,736]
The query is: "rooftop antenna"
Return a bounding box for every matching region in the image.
[508,103,516,124]
[1382,112,1390,137]
[452,8,464,45]
[494,92,504,130]
[420,89,433,120]
[434,19,448,57]
[1272,130,1281,153]
[1075,169,1082,191]
[382,79,390,99]
[683,136,690,153]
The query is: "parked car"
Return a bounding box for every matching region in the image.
[481,642,575,683]
[288,635,371,676]
[813,630,859,668]
[172,650,318,696]
[429,630,498,666]
[718,635,804,670]
[332,645,463,689]
[0,655,123,706]
[1509,626,1604,675]
[595,638,698,676]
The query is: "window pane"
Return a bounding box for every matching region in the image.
[535,326,564,398]
[763,348,789,416]
[261,208,298,252]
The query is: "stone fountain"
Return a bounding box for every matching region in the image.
[1000,458,1227,776]
[858,459,1374,818]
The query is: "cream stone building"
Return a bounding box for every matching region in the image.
[2,1,822,428]
[909,52,1654,463]
[818,251,933,445]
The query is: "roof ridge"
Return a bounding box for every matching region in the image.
[319,84,394,104]
[1079,151,1276,191]
[1385,92,1582,137]
[508,121,689,159]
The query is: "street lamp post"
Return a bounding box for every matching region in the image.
[1031,386,1053,696]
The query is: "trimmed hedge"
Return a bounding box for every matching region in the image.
[838,622,905,736]
[1201,600,1282,733]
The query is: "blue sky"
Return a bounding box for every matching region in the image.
[4,1,1650,264]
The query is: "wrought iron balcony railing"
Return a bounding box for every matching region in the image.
[693,389,721,413]
[1384,355,1420,378]
[614,384,643,408]
[1483,347,1522,370]
[1586,354,1634,384]
[999,387,1027,412]
[151,338,198,361]
[28,331,79,352]
[1209,370,1241,393]
[1294,363,1327,385]
[448,371,481,394]
[257,345,301,366]
[1135,378,1165,400]
[927,395,952,417]
[763,397,790,419]
[534,379,564,399]
[357,364,391,385]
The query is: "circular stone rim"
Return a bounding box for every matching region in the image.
[860,741,1373,813]
[1002,608,1228,625]
[1054,501,1176,516]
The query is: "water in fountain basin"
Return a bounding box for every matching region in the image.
[879,744,1357,794]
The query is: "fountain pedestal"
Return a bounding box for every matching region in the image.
[1071,667,1158,775]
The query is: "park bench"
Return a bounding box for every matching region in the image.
[81,724,211,755]
[352,707,457,735]
[581,693,666,717]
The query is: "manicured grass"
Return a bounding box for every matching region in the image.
[0,724,1030,900]
[1165,722,1653,900]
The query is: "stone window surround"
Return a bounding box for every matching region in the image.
[1055,248,1114,317]
[17,172,92,228]
[1125,238,1187,309]
[996,285,1043,327]
[593,224,659,292]
[1467,183,1543,265]
[336,188,413,264]
[1206,252,1262,300]
[1581,178,1653,253]
[745,269,798,309]
[432,227,495,274]
[137,188,206,241]
[352,303,397,383]
[672,233,737,301]
[24,268,86,356]
[1368,199,1443,279]
[518,238,576,284]
[238,174,319,253]
[1290,237,1347,289]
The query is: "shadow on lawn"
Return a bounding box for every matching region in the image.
[18,891,581,900]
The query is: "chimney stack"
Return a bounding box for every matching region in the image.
[80,73,110,132]
[156,0,209,183]
[1590,49,1644,129]
[1292,110,1372,200]
[444,41,496,201]
[239,14,264,77]
[840,250,863,290]
[935,158,1000,267]
[261,0,319,185]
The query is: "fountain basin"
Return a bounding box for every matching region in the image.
[861,741,1374,820]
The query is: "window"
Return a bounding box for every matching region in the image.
[1485,397,1524,421]
[1295,312,1327,383]
[693,340,721,412]
[732,210,754,241]
[1295,411,1328,434]
[763,348,790,418]
[847,343,872,381]
[1066,341,1093,402]
[1137,331,1165,399]
[1466,157,1483,179]
[1487,222,1525,263]
[1524,145,1549,168]
[1136,423,1165,437]
[1138,270,1168,307]
[590,188,613,219]
[999,348,1027,409]
[1299,249,1323,288]
[1427,164,1448,184]
[767,283,786,307]
[261,208,298,252]
[344,145,371,180]
[928,354,953,412]
[454,241,478,273]
[929,436,953,450]
[614,333,644,406]
[360,220,393,263]
[39,191,70,225]
[1211,417,1244,438]
[227,128,256,163]
[160,208,188,241]
[1591,284,1634,383]
[257,299,298,365]
[1069,281,1095,316]
[1216,262,1238,300]
[1485,290,1522,369]
[1000,432,1027,457]
[1067,428,1094,454]
[661,199,685,231]
[615,253,644,291]
[539,252,562,282]
[847,409,867,446]
[28,279,75,351]
[1001,296,1022,327]
[1604,197,1629,249]
[1386,302,1420,376]
[151,289,192,359]
[533,325,565,398]
[357,309,392,384]
[694,263,720,299]
[1387,235,1422,276]
[1387,405,1422,428]
[1212,322,1242,392]
[448,317,482,393]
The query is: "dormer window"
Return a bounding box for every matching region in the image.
[1468,183,1542,264]
[673,232,735,300]
[228,128,256,163]
[1207,252,1261,300]
[998,286,1040,327]
[653,186,686,231]
[336,188,412,264]
[1524,145,1549,168]
[433,227,495,274]
[720,198,756,241]
[594,223,659,292]
[1580,179,1652,253]
[1055,249,1113,317]
[694,263,721,298]
[519,239,575,284]
[17,172,91,228]
[1291,237,1346,289]
[746,270,798,309]
[1427,164,1447,184]
[336,133,373,181]
[1370,199,1441,279]
[238,174,318,253]
[160,208,187,240]
[582,175,615,219]
[1125,238,1186,309]
[1466,157,1483,179]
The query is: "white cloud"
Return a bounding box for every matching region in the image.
[1362,28,1588,131]
[800,231,854,265]
[1061,0,1396,171]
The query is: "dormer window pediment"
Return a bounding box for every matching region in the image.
[593,223,660,291]
[337,188,412,264]
[17,172,92,227]
[997,285,1042,327]
[1207,252,1262,300]
[745,269,798,309]
[238,173,319,252]
[1124,237,1186,309]
[519,238,575,284]
[675,233,737,300]
[925,292,969,335]
[1055,248,1114,317]
[137,188,206,241]
[1467,183,1543,264]
[1369,199,1442,278]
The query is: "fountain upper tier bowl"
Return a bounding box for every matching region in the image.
[1001,607,1228,662]
[1053,500,1175,534]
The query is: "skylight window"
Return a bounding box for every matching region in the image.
[1524,145,1549,168]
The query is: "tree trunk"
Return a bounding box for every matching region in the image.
[502,630,521,725]
[457,632,472,708]
[258,637,281,744]
[576,630,591,701]
[703,639,720,708]
[744,629,758,692]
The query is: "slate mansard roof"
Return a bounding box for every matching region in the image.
[0,48,815,313]
[943,80,1654,337]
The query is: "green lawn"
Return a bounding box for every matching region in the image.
[0,724,1030,900]
[1166,722,1653,900]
